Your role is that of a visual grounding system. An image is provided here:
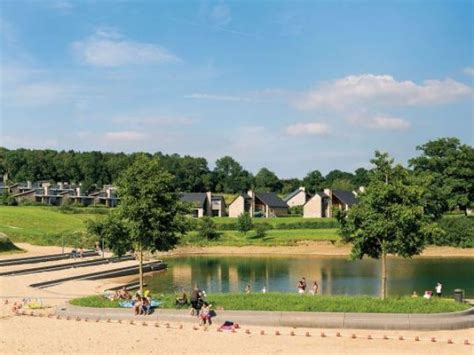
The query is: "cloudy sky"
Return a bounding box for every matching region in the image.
[0,0,472,177]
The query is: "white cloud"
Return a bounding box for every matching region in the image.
[48,1,73,14]
[285,122,330,136]
[104,131,147,141]
[184,93,253,102]
[72,30,180,67]
[296,74,472,110]
[366,116,411,130]
[463,67,474,76]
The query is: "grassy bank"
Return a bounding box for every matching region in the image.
[0,234,24,255]
[70,293,470,314]
[181,229,339,246]
[0,206,339,247]
[0,206,99,246]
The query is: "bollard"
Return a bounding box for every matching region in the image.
[290,331,295,336]
[414,336,420,342]
[320,332,326,338]
[95,318,100,322]
[260,330,265,335]
[76,317,81,321]
[275,330,280,336]
[155,323,159,327]
[166,323,170,329]
[193,326,198,331]
[142,322,148,326]
[30,311,34,317]
[179,324,183,329]
[336,332,341,337]
[4,299,8,305]
[464,340,470,345]
[245,329,251,334]
[47,314,53,318]
[84,318,88,322]
[305,332,310,337]
[351,334,357,339]
[56,315,61,320]
[383,335,389,340]
[431,337,436,343]
[367,335,372,340]
[447,339,453,344]
[118,320,122,324]
[398,336,404,341]
[129,320,134,325]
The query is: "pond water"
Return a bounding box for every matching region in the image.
[143,255,474,297]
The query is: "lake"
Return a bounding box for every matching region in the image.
[144,255,474,297]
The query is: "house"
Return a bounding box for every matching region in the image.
[90,186,119,207]
[283,187,311,208]
[228,190,288,218]
[180,192,226,217]
[303,188,359,218]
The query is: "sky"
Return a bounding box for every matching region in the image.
[0,0,472,178]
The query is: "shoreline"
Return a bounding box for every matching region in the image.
[157,241,474,258]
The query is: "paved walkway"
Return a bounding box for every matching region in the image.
[57,304,474,331]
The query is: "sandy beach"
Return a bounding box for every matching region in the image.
[0,243,473,354]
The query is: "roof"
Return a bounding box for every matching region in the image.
[255,192,288,208]
[180,192,207,209]
[332,190,358,206]
[283,188,303,202]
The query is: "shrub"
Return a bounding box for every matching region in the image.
[432,216,474,248]
[237,212,253,234]
[289,206,303,216]
[196,217,220,241]
[254,223,270,238]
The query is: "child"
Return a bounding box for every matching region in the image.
[199,302,212,326]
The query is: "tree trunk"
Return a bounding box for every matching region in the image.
[138,244,144,296]
[381,252,387,300]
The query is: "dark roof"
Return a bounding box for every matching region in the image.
[332,190,358,206]
[255,192,288,208]
[180,192,207,209]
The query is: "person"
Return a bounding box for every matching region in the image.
[310,281,319,295]
[79,247,84,259]
[190,286,203,316]
[133,294,143,315]
[141,296,151,315]
[435,282,442,297]
[262,286,266,294]
[245,284,251,294]
[175,291,188,306]
[71,248,78,259]
[423,290,432,300]
[297,277,306,294]
[411,291,418,298]
[199,302,212,326]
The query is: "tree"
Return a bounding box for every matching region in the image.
[237,212,253,234]
[325,169,354,189]
[352,168,370,188]
[254,223,269,238]
[302,170,325,194]
[197,216,220,241]
[87,156,189,294]
[337,151,437,299]
[409,137,474,217]
[213,156,253,193]
[254,167,282,192]
[281,178,302,195]
[330,178,354,191]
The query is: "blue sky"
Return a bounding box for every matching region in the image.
[0,0,472,178]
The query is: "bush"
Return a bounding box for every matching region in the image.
[432,216,474,248]
[289,206,303,216]
[254,223,270,238]
[196,217,220,241]
[237,212,253,234]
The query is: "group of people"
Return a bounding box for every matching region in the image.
[133,290,153,315]
[297,277,319,295]
[411,282,443,299]
[189,286,212,326]
[70,247,84,259]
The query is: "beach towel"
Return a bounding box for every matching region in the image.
[119,299,161,308]
[219,321,240,331]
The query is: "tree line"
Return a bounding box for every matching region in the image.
[0,148,369,194]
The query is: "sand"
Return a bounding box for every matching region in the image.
[0,243,473,354]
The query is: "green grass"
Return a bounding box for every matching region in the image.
[70,293,470,314]
[0,206,100,246]
[181,229,340,246]
[211,216,337,226]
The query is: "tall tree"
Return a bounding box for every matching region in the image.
[352,167,370,188]
[87,156,189,294]
[409,137,474,217]
[213,156,253,193]
[325,169,355,189]
[337,151,437,299]
[280,178,302,195]
[254,167,282,192]
[302,170,325,194]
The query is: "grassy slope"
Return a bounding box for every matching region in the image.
[0,206,99,246]
[0,206,339,247]
[70,293,469,314]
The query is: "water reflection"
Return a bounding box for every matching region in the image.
[144,256,474,297]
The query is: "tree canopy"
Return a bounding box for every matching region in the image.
[337,151,438,299]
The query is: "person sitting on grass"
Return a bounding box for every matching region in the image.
[133,294,143,315]
[423,290,433,300]
[175,291,188,307]
[199,302,212,326]
[411,291,419,298]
